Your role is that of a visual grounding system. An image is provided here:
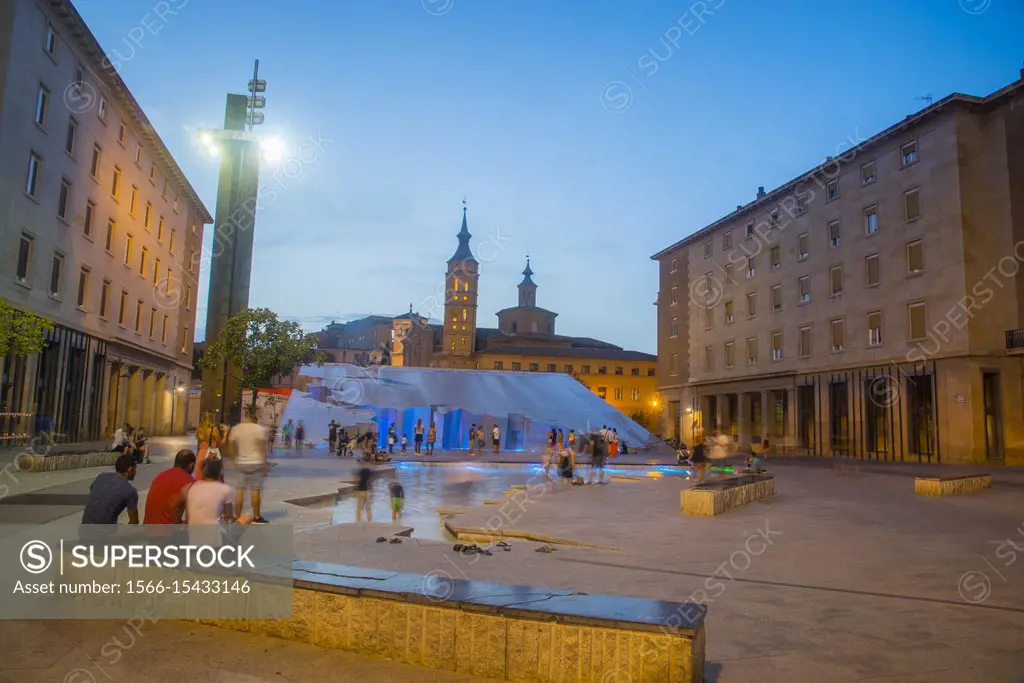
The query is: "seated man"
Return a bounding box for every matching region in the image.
[82,453,139,524]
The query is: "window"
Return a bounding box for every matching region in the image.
[83,200,94,237]
[161,314,168,343]
[670,316,679,337]
[861,161,876,185]
[614,388,623,401]
[631,388,640,401]
[704,306,714,329]
[124,233,133,265]
[829,265,844,296]
[799,326,811,357]
[798,233,809,260]
[99,280,110,318]
[139,247,148,275]
[647,368,655,376]
[16,233,33,281]
[105,220,115,252]
[25,152,41,197]
[829,220,840,248]
[724,341,735,367]
[135,299,144,333]
[771,284,782,311]
[724,263,733,285]
[511,362,521,371]
[128,186,138,214]
[34,85,49,126]
[904,188,920,221]
[597,387,607,399]
[745,222,754,238]
[826,180,839,201]
[831,318,845,351]
[44,24,57,56]
[165,269,171,293]
[907,240,924,274]
[798,275,810,303]
[49,252,63,296]
[865,253,880,286]
[746,291,757,317]
[169,229,176,254]
[630,367,639,376]
[157,216,165,241]
[669,257,677,273]
[181,326,188,353]
[723,231,733,249]
[57,179,71,219]
[493,361,504,370]
[772,331,783,361]
[746,256,756,278]
[74,64,83,85]
[173,194,179,213]
[908,302,927,340]
[118,290,128,325]
[868,311,883,346]
[614,366,623,375]
[65,118,77,155]
[117,122,126,145]
[724,300,734,323]
[704,345,714,371]
[770,245,780,269]
[144,202,152,229]
[185,284,192,310]
[111,166,121,199]
[77,267,90,308]
[541,363,554,373]
[598,366,607,375]
[97,97,107,122]
[746,337,758,364]
[901,140,917,166]
[90,145,101,177]
[864,206,878,235]
[189,249,197,274]
[153,257,160,284]
[670,286,678,305]
[769,210,779,228]
[581,365,591,374]
[149,307,157,338]
[703,240,712,258]
[134,143,142,165]
[150,163,157,183]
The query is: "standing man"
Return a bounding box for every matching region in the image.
[492,423,501,454]
[82,453,139,524]
[228,412,270,524]
[143,449,196,524]
[426,422,437,456]
[414,418,424,455]
[328,419,339,452]
[355,465,373,523]
[468,424,477,456]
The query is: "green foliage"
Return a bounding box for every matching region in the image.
[199,307,324,412]
[0,299,54,357]
[630,408,662,435]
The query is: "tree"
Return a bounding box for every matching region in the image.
[199,308,325,417]
[0,299,53,357]
[630,408,662,436]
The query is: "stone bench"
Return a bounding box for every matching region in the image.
[198,561,707,682]
[15,451,120,473]
[682,474,774,516]
[914,474,991,496]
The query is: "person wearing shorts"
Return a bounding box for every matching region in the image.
[355,466,373,523]
[588,434,607,484]
[228,413,269,524]
[389,480,404,521]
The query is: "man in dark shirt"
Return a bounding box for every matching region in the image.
[82,454,139,524]
[355,466,373,523]
[144,449,196,524]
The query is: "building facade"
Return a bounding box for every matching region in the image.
[0,0,211,444]
[403,206,658,418]
[652,70,1024,465]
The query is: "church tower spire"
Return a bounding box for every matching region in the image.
[518,255,537,307]
[442,199,479,360]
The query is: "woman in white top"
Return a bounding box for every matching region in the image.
[186,458,235,524]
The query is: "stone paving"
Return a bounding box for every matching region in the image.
[2,437,1023,681]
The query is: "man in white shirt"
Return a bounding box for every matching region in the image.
[492,424,501,454]
[227,413,269,524]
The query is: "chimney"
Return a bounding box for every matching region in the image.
[756,186,766,199]
[825,156,833,162]
[736,205,743,211]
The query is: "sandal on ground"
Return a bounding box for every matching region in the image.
[535,545,556,553]
[452,544,465,552]
[376,537,387,543]
[495,541,512,551]
[389,538,402,544]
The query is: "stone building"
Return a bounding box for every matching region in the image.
[402,205,658,418]
[0,0,210,442]
[651,69,1024,465]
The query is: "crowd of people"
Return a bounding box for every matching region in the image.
[680,432,770,483]
[110,423,150,464]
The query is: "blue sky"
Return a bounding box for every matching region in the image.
[75,0,1023,353]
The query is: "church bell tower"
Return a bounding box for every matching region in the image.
[442,200,478,357]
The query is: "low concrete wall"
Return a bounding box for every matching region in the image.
[197,561,706,682]
[682,475,774,516]
[15,451,119,472]
[914,474,991,496]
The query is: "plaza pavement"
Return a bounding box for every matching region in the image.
[2,437,1023,682]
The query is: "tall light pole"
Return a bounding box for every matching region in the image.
[198,61,268,426]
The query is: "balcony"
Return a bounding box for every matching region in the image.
[1006,329,1024,353]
